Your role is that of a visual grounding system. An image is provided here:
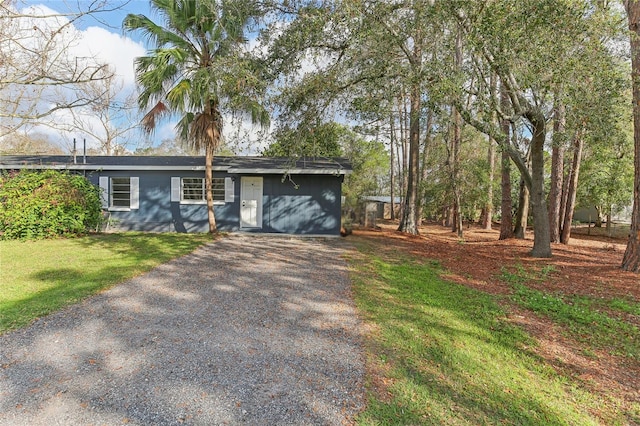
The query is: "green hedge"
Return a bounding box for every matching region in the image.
[0,170,103,240]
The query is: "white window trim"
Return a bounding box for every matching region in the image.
[179,199,226,206]
[224,177,234,202]
[100,176,139,211]
[172,176,230,205]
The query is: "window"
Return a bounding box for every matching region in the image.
[99,176,139,210]
[182,178,205,201]
[177,178,225,203]
[111,177,131,208]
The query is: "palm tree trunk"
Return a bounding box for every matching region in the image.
[205,143,217,233]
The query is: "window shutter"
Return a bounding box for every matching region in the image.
[130,177,139,210]
[171,177,181,202]
[224,177,234,202]
[99,176,109,208]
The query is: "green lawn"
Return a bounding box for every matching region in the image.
[3,232,638,424]
[0,233,212,333]
[501,264,640,360]
[347,238,638,425]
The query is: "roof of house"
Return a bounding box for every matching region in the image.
[362,196,402,203]
[0,155,352,175]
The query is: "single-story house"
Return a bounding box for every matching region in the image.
[0,155,351,235]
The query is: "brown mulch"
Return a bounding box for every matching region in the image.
[352,221,639,416]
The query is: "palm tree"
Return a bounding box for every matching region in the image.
[123,0,269,233]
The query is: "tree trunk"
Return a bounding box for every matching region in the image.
[559,154,572,234]
[398,83,421,235]
[399,95,409,203]
[560,130,584,244]
[549,98,566,243]
[623,0,640,272]
[514,177,530,239]
[397,102,406,218]
[451,28,463,238]
[205,143,217,233]
[499,88,514,240]
[526,111,552,257]
[450,110,463,236]
[483,73,497,230]
[418,111,433,222]
[483,136,495,230]
[389,114,396,221]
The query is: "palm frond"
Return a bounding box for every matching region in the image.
[166,79,192,111]
[189,107,223,153]
[140,101,170,134]
[123,13,192,51]
[126,0,269,146]
[175,112,195,145]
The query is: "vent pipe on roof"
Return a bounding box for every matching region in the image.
[73,138,77,164]
[83,139,86,164]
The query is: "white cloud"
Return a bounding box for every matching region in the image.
[7,4,147,151]
[18,4,145,87]
[71,26,145,87]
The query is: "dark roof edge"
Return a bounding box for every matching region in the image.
[0,155,352,175]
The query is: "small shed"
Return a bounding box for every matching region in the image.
[0,155,352,235]
[361,196,402,222]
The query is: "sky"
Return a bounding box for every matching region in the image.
[14,1,271,154]
[10,1,282,154]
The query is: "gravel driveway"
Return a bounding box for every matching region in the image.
[0,236,364,425]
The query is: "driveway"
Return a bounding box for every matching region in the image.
[0,236,364,425]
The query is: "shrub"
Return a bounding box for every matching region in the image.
[0,170,103,240]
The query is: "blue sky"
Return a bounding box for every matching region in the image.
[15,1,271,154]
[25,0,152,32]
[17,1,175,152]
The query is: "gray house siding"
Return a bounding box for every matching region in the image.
[89,171,343,235]
[89,170,237,233]
[261,175,342,235]
[1,155,350,236]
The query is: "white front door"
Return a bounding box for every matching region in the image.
[240,177,263,228]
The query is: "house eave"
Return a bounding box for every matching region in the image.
[227,168,351,175]
[1,164,222,171]
[0,155,354,175]
[2,164,351,174]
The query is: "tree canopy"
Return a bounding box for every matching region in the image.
[124,0,269,232]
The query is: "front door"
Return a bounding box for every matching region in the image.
[240,177,263,228]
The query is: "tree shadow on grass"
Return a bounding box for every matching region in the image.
[0,237,364,425]
[353,253,621,425]
[1,266,135,332]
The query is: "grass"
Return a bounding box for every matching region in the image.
[500,264,640,359]
[0,233,212,333]
[347,238,633,425]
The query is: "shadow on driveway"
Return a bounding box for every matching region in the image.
[0,236,364,425]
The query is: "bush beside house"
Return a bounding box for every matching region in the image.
[0,170,102,239]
